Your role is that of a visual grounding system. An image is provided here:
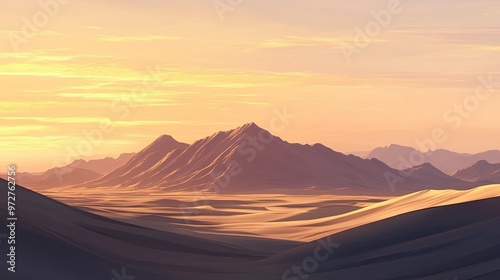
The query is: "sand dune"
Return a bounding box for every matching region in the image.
[2,179,500,280]
[141,184,500,243]
[263,195,500,280]
[0,179,273,280]
[43,182,500,243]
[278,184,500,242]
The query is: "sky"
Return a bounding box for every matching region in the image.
[1,0,500,172]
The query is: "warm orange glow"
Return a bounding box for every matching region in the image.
[1,1,499,172]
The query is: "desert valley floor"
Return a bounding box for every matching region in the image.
[2,183,498,280]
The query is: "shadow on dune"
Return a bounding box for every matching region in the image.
[0,179,270,280]
[1,179,500,280]
[264,196,500,280]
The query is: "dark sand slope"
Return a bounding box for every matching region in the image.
[2,179,500,280]
[264,197,500,280]
[0,179,272,280]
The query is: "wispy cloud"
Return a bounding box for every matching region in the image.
[85,26,104,30]
[1,116,111,124]
[1,116,194,126]
[97,35,182,42]
[260,35,386,49]
[0,125,52,135]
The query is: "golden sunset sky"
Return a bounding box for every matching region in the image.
[1,0,500,171]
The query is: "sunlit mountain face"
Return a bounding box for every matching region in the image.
[2,1,500,280]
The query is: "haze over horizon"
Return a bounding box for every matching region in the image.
[12,123,500,174]
[2,0,499,171]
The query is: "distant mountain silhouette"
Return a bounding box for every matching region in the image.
[366,144,500,175]
[84,123,479,193]
[1,153,135,189]
[400,163,472,189]
[348,150,371,158]
[405,163,459,181]
[70,153,136,174]
[19,168,103,189]
[453,160,500,183]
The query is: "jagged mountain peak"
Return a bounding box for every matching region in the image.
[154,134,181,145]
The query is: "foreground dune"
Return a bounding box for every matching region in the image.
[43,184,500,243]
[277,184,500,241]
[264,195,500,280]
[2,180,500,279]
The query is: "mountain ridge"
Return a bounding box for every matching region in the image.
[453,160,500,183]
[365,144,500,175]
[81,123,479,194]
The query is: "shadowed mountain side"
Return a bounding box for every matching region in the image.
[397,163,477,190]
[492,171,500,182]
[348,150,372,158]
[0,179,274,280]
[404,163,457,181]
[454,160,500,183]
[83,123,479,194]
[261,196,500,280]
[367,144,500,175]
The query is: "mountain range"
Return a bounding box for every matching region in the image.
[6,123,497,194]
[362,144,500,175]
[77,123,485,194]
[3,124,500,279]
[5,153,135,189]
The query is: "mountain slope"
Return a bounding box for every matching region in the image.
[83,123,478,194]
[90,123,385,191]
[86,135,189,187]
[454,160,500,183]
[404,162,455,180]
